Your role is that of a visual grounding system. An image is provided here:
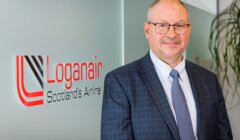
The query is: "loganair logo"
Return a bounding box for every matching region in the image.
[16,55,44,107]
[16,55,103,107]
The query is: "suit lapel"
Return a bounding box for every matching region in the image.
[138,53,180,140]
[185,61,206,140]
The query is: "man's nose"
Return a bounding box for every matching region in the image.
[166,26,177,38]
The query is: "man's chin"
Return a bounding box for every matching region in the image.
[162,51,182,59]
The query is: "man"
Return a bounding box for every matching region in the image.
[101,0,233,139]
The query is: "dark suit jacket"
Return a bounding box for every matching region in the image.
[101,53,232,140]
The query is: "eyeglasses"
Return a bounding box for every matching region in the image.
[148,22,191,35]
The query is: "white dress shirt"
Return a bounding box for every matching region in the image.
[149,50,197,139]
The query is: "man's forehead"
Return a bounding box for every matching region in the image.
[149,1,189,20]
[150,0,188,15]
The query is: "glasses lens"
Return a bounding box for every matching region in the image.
[155,23,169,34]
[174,24,188,34]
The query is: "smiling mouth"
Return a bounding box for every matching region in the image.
[164,42,179,44]
[163,42,180,46]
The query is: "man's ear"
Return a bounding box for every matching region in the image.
[188,23,192,34]
[144,22,150,39]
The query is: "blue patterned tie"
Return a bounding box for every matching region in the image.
[170,69,195,140]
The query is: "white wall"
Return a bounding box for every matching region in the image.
[219,0,233,12]
[186,5,215,70]
[0,0,123,139]
[124,0,151,64]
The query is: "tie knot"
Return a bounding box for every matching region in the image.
[170,69,179,79]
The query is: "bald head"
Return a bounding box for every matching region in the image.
[147,0,189,22]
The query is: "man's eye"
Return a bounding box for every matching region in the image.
[158,24,168,27]
[175,24,185,28]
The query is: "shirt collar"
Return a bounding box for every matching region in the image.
[149,50,186,81]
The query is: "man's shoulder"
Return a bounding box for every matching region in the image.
[106,53,149,78]
[186,60,216,77]
[109,57,143,76]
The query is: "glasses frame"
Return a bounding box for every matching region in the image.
[148,22,191,35]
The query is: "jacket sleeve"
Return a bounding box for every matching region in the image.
[101,73,134,140]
